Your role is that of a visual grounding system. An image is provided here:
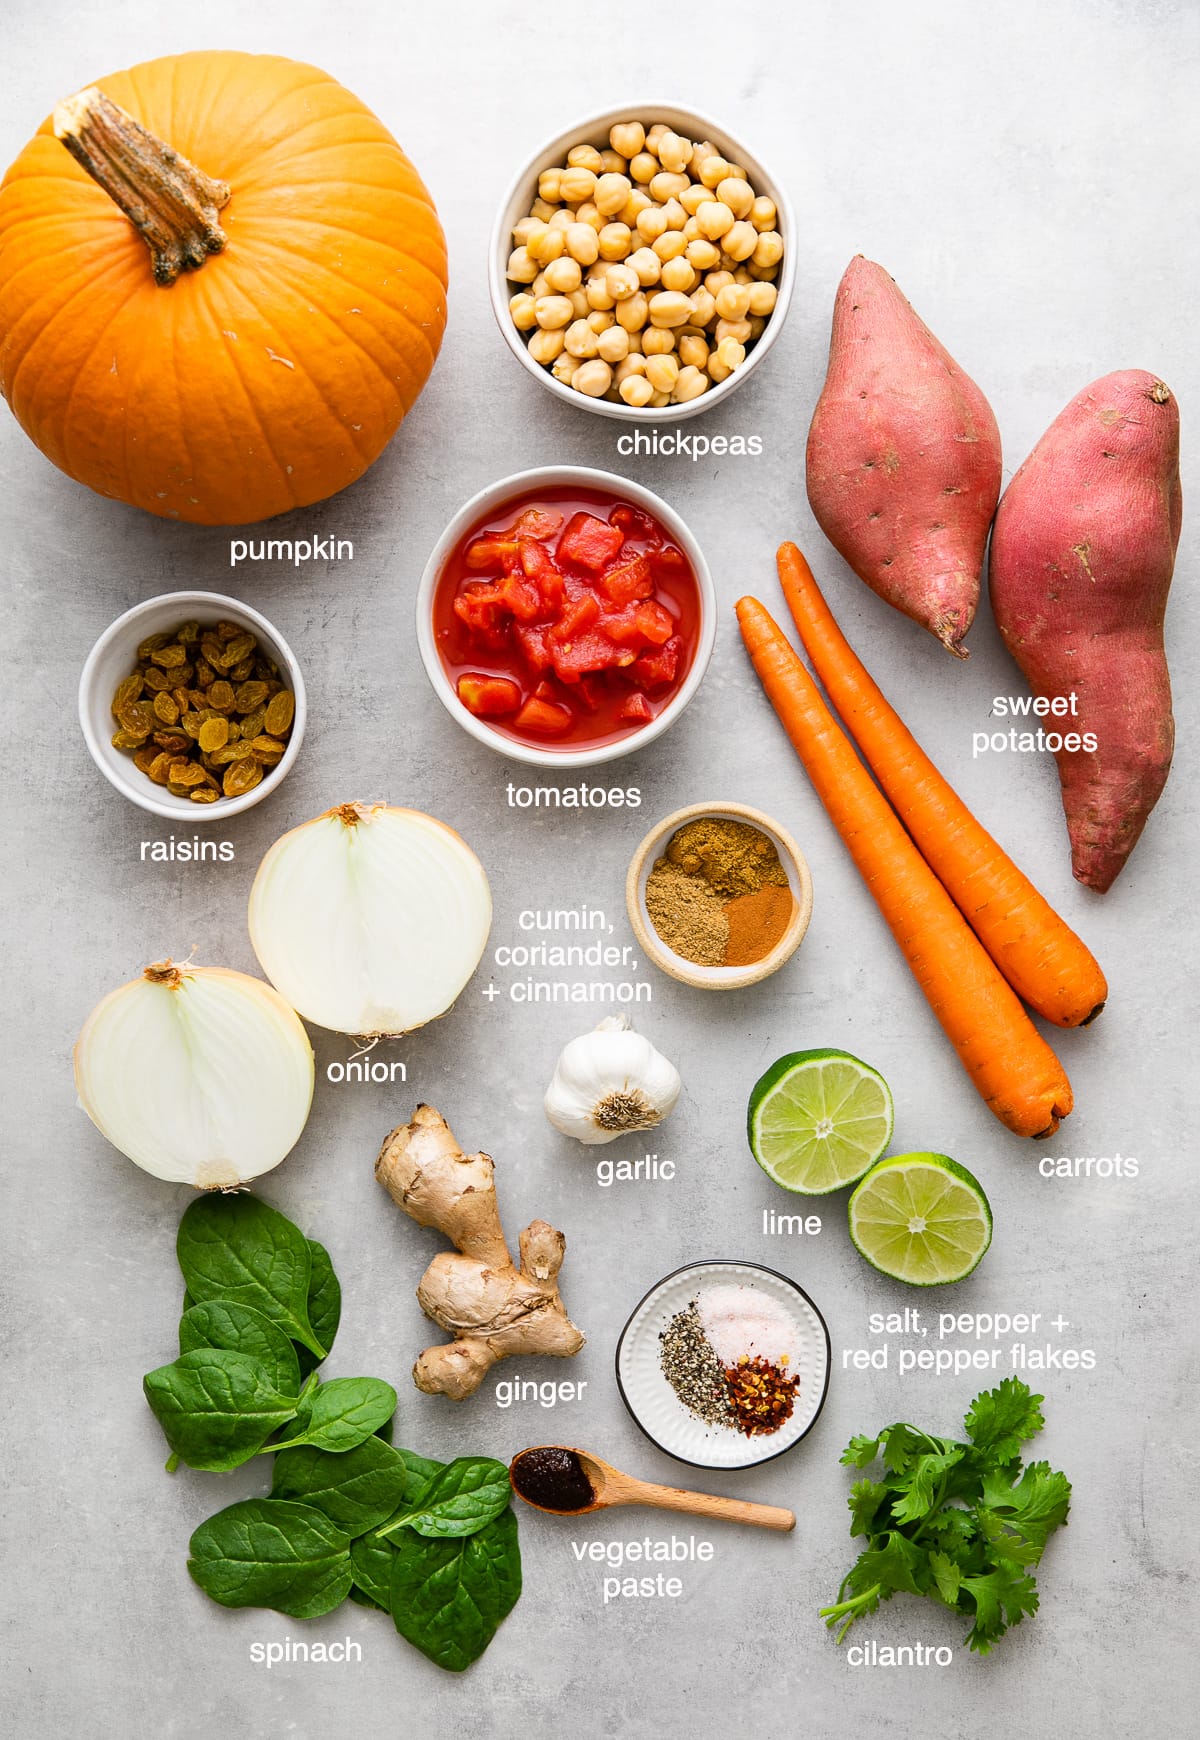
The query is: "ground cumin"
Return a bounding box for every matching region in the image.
[647,817,795,968]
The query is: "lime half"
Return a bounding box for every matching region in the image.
[848,1153,992,1285]
[747,1049,894,1195]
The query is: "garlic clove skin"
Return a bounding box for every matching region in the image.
[544,1014,682,1145]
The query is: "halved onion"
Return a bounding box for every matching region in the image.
[74,962,315,1188]
[247,802,492,1036]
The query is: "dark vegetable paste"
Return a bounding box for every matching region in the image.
[510,1446,595,1512]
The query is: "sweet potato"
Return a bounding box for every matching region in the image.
[989,370,1181,893]
[806,257,1002,656]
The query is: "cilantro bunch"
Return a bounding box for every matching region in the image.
[821,1378,1071,1654]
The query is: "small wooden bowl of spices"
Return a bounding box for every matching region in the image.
[626,802,812,989]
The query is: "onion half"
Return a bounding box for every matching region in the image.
[247,802,492,1037]
[74,962,315,1187]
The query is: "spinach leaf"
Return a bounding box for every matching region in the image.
[271,1436,411,1536]
[188,1498,352,1619]
[144,1349,299,1471]
[272,1377,397,1454]
[177,1195,325,1357]
[396,1447,444,1501]
[389,1507,522,1672]
[350,1533,399,1612]
[377,1457,511,1540]
[294,1240,342,1378]
[348,1583,387,1611]
[179,1301,301,1398]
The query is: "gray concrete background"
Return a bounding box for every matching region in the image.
[2,2,1197,1735]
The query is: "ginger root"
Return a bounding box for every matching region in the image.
[375,1104,585,1400]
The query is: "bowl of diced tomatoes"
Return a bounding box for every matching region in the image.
[417,467,715,766]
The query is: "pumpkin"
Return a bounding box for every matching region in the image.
[0,51,448,525]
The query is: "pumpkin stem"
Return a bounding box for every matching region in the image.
[53,86,231,287]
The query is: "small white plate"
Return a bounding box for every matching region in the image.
[615,1261,831,1469]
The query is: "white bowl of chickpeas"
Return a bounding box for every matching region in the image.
[490,105,793,418]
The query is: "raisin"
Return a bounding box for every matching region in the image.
[235,680,270,713]
[153,692,180,726]
[143,667,171,692]
[146,753,174,785]
[223,757,264,797]
[250,736,285,763]
[152,732,190,754]
[111,729,149,750]
[111,674,144,715]
[150,643,188,669]
[177,621,201,645]
[264,691,295,737]
[190,787,220,804]
[208,680,235,712]
[137,632,171,659]
[198,717,229,753]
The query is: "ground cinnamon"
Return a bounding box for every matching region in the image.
[646,816,794,967]
[723,883,794,966]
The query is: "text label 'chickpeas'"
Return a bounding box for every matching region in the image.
[506,117,785,405]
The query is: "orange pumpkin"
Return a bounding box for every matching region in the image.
[0,51,448,525]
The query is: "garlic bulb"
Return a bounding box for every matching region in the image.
[248,802,492,1037]
[74,961,314,1187]
[544,1015,682,1145]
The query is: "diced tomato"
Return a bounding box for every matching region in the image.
[550,593,600,643]
[649,543,689,581]
[632,634,683,689]
[514,696,573,735]
[512,508,563,540]
[604,599,675,647]
[497,571,544,622]
[574,674,604,712]
[514,624,553,671]
[453,583,509,643]
[611,504,660,545]
[557,512,625,572]
[464,535,517,573]
[552,630,633,681]
[599,554,654,605]
[518,538,565,610]
[617,691,655,723]
[457,674,522,717]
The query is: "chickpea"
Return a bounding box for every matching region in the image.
[734,265,754,283]
[715,282,752,321]
[648,289,693,328]
[645,122,670,153]
[699,155,732,189]
[642,325,676,356]
[528,327,565,365]
[598,222,633,261]
[626,246,662,286]
[686,238,721,270]
[705,269,734,294]
[530,198,558,223]
[569,289,591,318]
[698,200,735,240]
[645,353,680,394]
[615,290,649,332]
[748,316,767,339]
[716,177,754,219]
[688,287,717,327]
[619,191,652,226]
[672,365,709,402]
[567,143,604,173]
[544,256,583,294]
[551,352,581,385]
[573,358,613,397]
[615,354,648,382]
[563,318,600,359]
[595,171,632,216]
[750,195,777,232]
[716,316,752,345]
[610,120,646,159]
[587,308,615,332]
[530,271,552,298]
[678,333,709,369]
[660,197,688,230]
[681,216,703,243]
[657,131,693,174]
[653,230,688,263]
[576,201,605,232]
[707,351,731,384]
[636,205,669,243]
[597,324,630,363]
[752,230,784,270]
[566,222,600,266]
[647,390,672,408]
[512,216,541,247]
[680,183,709,217]
[560,166,598,204]
[660,255,697,293]
[626,330,644,354]
[534,293,575,331]
[620,373,655,408]
[690,139,718,170]
[715,336,746,371]
[509,292,538,331]
[723,220,758,262]
[629,151,658,185]
[647,170,688,205]
[507,246,538,284]
[538,168,563,204]
[599,149,627,174]
[605,263,640,301]
[747,281,778,317]
[529,226,566,265]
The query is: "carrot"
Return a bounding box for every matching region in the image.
[735,595,1073,1138]
[775,542,1107,1028]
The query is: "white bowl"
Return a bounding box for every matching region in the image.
[79,591,306,821]
[415,466,716,769]
[489,102,795,421]
[616,1261,831,1469]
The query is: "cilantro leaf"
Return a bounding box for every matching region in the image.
[979,1461,1072,1565]
[849,1531,928,1598]
[848,1479,890,1538]
[964,1378,1044,1464]
[888,1449,965,1526]
[927,1549,962,1606]
[960,1563,1040,1653]
[841,1433,882,1469]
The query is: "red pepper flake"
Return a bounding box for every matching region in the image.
[723,1355,800,1437]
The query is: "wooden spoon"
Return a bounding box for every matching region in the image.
[510,1446,795,1533]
